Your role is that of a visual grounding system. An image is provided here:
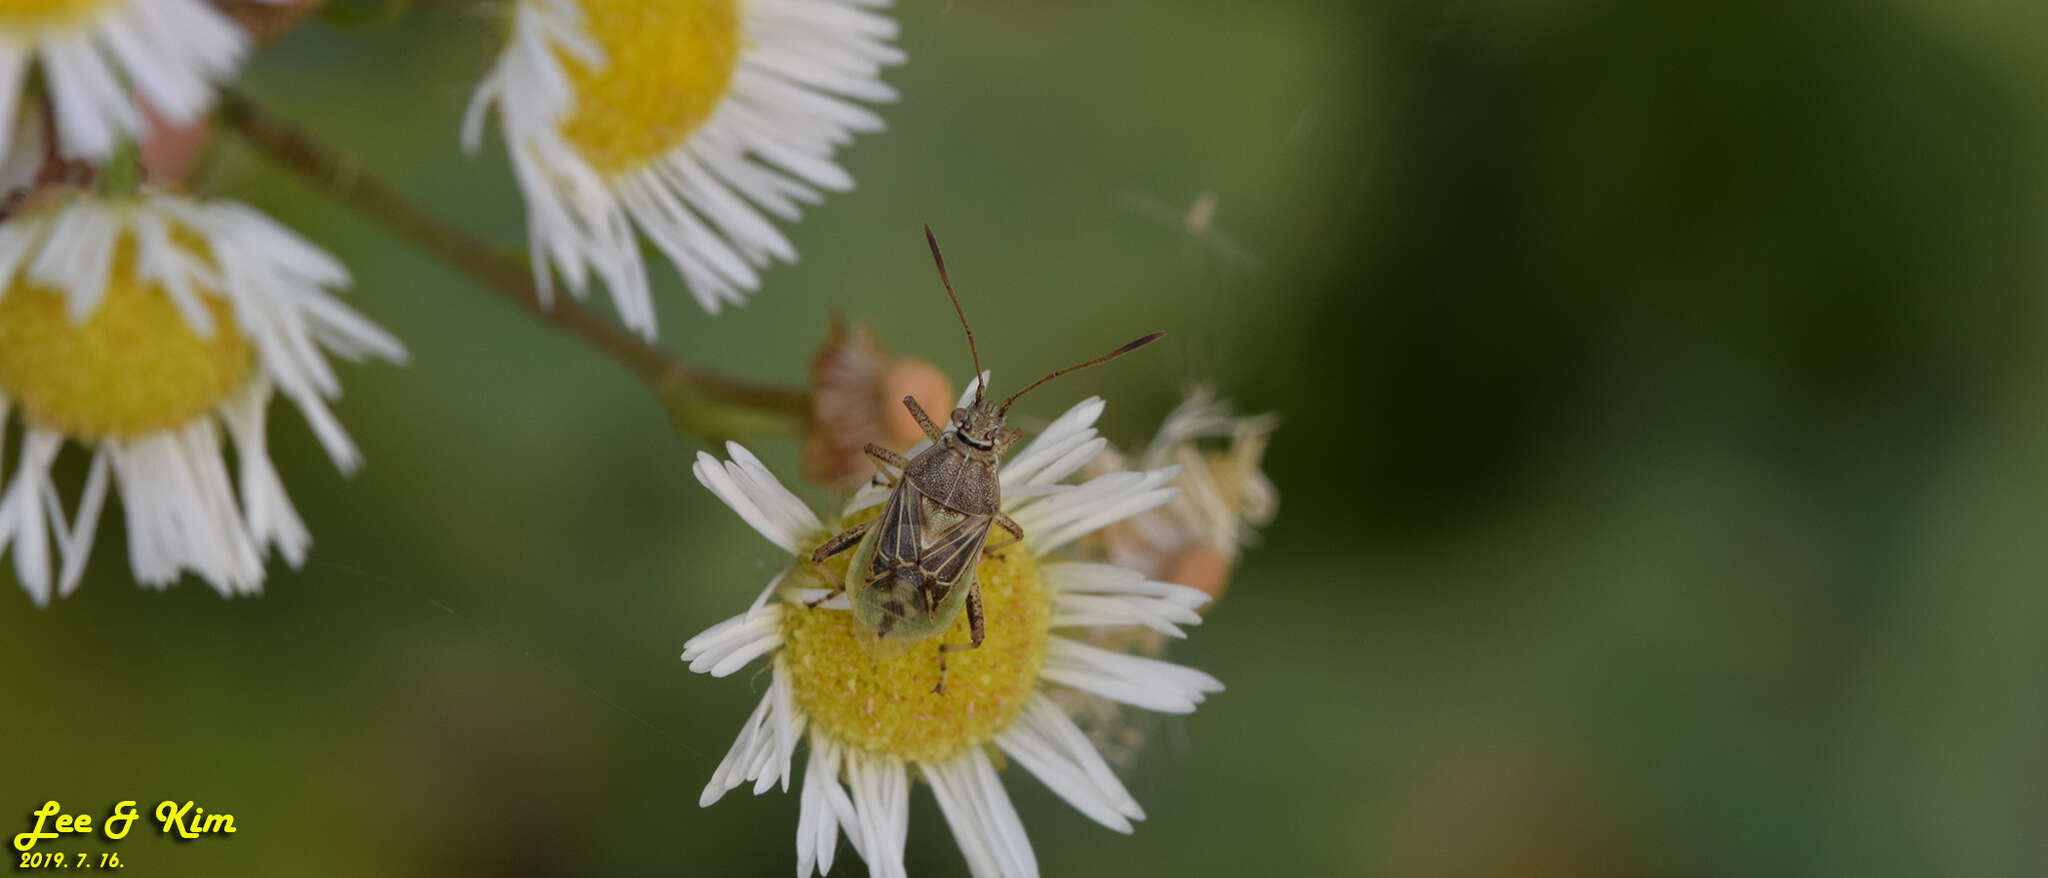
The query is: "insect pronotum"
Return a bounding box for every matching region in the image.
[806,226,1165,693]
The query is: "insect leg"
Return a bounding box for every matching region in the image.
[811,520,872,565]
[863,443,911,485]
[901,395,945,442]
[984,513,1025,556]
[932,583,986,694]
[804,519,873,607]
[960,581,986,649]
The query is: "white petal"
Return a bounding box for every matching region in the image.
[1047,562,1210,636]
[699,665,804,809]
[700,682,778,807]
[845,751,909,878]
[841,477,895,517]
[681,606,784,677]
[107,419,265,596]
[1001,397,1105,489]
[1046,562,1208,603]
[962,747,1037,878]
[922,756,1007,878]
[1041,636,1223,715]
[0,429,62,605]
[1011,467,1180,554]
[796,730,856,876]
[957,372,990,408]
[693,446,819,555]
[747,566,792,620]
[54,451,110,597]
[725,442,825,537]
[771,668,797,793]
[221,381,310,569]
[996,693,1144,832]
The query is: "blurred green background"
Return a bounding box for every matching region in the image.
[10,0,2048,874]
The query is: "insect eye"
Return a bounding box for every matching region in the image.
[951,408,969,425]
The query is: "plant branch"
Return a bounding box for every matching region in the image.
[214,88,810,442]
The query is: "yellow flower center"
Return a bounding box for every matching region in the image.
[0,0,112,28]
[556,0,741,177]
[782,525,1050,763]
[0,233,252,440]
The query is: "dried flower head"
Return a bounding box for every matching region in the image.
[1054,386,1278,764]
[803,315,955,487]
[1087,385,1279,602]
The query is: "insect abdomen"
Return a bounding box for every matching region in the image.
[844,502,979,658]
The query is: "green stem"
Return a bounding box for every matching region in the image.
[95,140,143,195]
[213,89,809,444]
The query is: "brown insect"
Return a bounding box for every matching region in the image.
[807,226,1165,692]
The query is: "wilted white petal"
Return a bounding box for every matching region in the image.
[1042,635,1223,714]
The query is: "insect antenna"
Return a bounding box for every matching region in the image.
[924,225,985,402]
[999,331,1167,413]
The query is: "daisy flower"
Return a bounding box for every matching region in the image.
[462,0,903,339]
[0,0,260,162]
[682,379,1222,878]
[0,187,405,604]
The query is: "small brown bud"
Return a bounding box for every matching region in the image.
[1163,543,1232,605]
[138,101,210,187]
[803,316,956,487]
[879,358,952,448]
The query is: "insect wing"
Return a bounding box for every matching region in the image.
[869,477,925,576]
[844,487,988,659]
[918,512,992,589]
[843,497,888,596]
[849,568,976,661]
[927,569,975,633]
[851,588,930,659]
[846,514,932,659]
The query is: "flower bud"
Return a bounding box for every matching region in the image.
[803,316,956,487]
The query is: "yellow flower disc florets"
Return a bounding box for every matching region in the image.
[0,233,251,441]
[0,0,112,28]
[782,525,1051,763]
[557,0,740,177]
